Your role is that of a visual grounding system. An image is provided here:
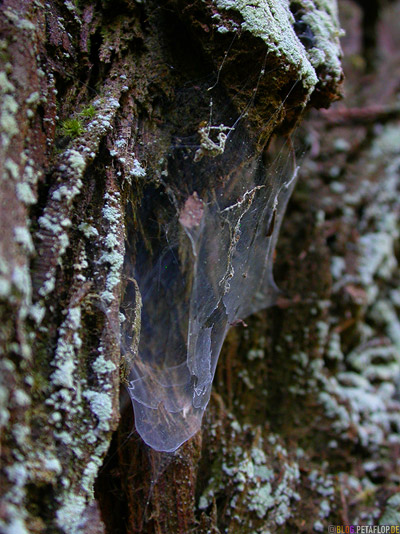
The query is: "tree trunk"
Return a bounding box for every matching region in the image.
[1,0,399,533]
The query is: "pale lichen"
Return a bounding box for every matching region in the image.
[56,494,87,533]
[211,0,342,95]
[92,353,117,375]
[83,390,113,431]
[0,71,19,150]
[100,192,124,305]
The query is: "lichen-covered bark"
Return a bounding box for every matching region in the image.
[2,0,398,533]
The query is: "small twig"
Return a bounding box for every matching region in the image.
[321,103,400,126]
[340,478,350,525]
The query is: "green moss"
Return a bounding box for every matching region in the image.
[61,118,84,138]
[79,105,96,120]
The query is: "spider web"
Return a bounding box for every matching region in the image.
[127,131,298,452]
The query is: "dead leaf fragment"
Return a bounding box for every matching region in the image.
[179,192,204,229]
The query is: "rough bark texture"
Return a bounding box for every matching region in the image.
[1,0,399,533]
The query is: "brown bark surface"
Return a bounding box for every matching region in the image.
[1,1,399,533]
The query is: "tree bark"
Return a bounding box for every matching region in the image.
[1,0,399,533]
